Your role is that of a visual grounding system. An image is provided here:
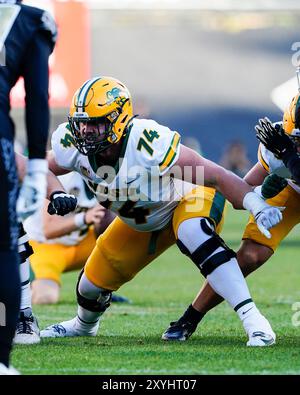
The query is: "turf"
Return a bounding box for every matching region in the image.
[12,206,300,375]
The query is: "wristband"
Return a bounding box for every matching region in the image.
[253,186,263,199]
[27,159,48,174]
[49,190,66,201]
[74,212,87,229]
[242,191,268,218]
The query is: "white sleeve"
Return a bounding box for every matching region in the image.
[51,123,78,171]
[132,120,181,176]
[257,143,270,172]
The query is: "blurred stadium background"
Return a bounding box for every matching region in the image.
[13,0,300,165]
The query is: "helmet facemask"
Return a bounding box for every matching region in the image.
[68,111,120,156]
[292,104,300,148]
[283,93,300,150]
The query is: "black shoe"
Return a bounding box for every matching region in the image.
[111,294,131,303]
[161,318,197,341]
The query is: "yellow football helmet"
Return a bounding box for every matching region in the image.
[68,76,133,155]
[283,93,300,143]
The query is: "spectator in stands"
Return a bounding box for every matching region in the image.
[219,140,251,177]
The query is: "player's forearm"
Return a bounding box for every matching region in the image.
[173,145,265,212]
[243,162,268,186]
[23,32,52,159]
[43,210,86,239]
[201,161,274,219]
[178,146,252,208]
[44,216,77,239]
[15,152,27,181]
[25,97,49,160]
[206,164,252,209]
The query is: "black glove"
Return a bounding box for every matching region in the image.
[47,190,77,216]
[255,117,296,159]
[260,174,288,200]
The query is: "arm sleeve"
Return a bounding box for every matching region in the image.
[51,123,78,171]
[257,143,270,173]
[22,30,52,159]
[157,131,181,175]
[282,150,300,185]
[133,120,181,176]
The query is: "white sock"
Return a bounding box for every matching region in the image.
[207,262,266,334]
[19,257,32,312]
[178,218,256,322]
[236,303,258,322]
[18,224,32,313]
[76,306,100,328]
[207,257,253,311]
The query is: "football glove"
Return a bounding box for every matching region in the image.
[255,206,284,239]
[17,159,48,222]
[243,191,284,238]
[255,117,296,159]
[47,191,77,216]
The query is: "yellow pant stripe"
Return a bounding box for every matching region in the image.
[209,191,226,227]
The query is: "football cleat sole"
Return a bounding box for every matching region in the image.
[14,332,40,345]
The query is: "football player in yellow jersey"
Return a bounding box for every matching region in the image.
[40,76,283,346]
[255,96,300,185]
[162,94,300,341]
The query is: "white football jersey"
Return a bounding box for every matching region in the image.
[51,118,195,232]
[24,172,97,246]
[258,142,300,194]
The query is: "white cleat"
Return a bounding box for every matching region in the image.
[0,363,20,375]
[244,314,276,347]
[247,331,276,347]
[14,311,40,345]
[40,317,99,338]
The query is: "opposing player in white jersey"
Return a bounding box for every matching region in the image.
[162,95,300,342]
[24,171,128,305]
[41,76,283,346]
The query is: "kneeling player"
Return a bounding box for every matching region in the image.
[24,171,128,305]
[161,94,300,342]
[41,76,283,346]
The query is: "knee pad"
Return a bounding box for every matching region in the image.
[76,270,112,313]
[177,218,236,277]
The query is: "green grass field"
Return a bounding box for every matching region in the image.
[12,207,300,375]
